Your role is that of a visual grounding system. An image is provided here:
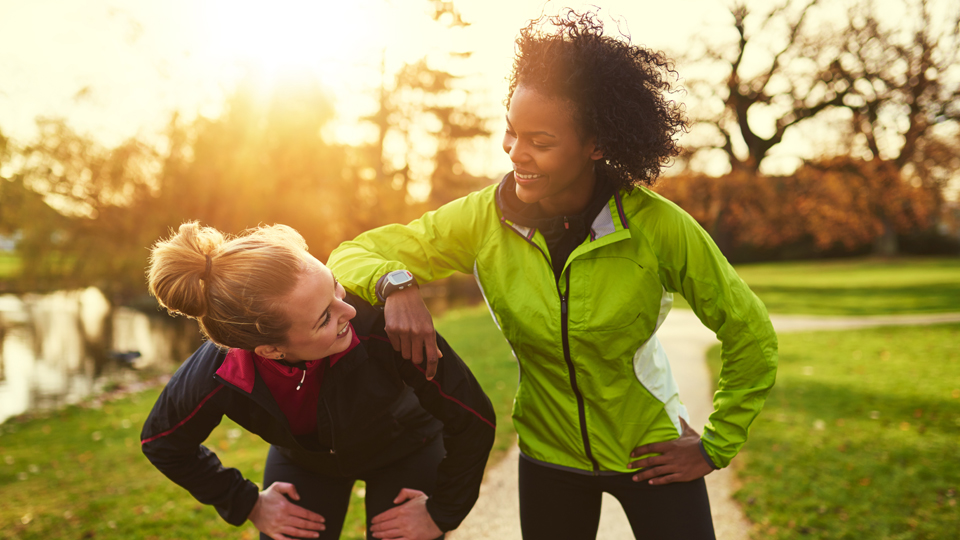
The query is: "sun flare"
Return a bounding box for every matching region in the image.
[200,0,384,89]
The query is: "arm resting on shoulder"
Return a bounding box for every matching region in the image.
[328,187,496,304]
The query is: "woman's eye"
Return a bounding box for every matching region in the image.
[318,312,332,329]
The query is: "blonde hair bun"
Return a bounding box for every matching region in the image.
[146,222,309,350]
[148,222,224,318]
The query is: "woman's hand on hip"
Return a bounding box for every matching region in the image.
[384,287,442,380]
[628,417,715,485]
[369,488,443,540]
[248,482,325,540]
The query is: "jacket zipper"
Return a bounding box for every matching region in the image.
[323,396,337,455]
[561,270,600,475]
[502,221,599,474]
[214,371,337,455]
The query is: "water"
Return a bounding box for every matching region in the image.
[0,287,201,424]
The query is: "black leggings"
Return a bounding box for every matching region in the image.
[518,456,716,540]
[261,436,446,540]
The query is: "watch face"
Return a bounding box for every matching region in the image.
[386,270,413,286]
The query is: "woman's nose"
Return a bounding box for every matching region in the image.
[342,302,357,322]
[506,140,524,162]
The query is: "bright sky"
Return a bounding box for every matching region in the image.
[1,0,956,192]
[0,0,735,172]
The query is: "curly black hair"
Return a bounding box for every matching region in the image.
[507,9,687,188]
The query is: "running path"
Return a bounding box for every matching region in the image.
[448,310,960,539]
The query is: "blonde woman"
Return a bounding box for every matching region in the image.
[141,222,494,540]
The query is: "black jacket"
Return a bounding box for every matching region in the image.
[140,295,496,532]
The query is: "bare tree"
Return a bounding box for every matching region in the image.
[835,0,960,180]
[827,0,960,253]
[682,0,855,174]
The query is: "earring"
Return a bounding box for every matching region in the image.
[279,353,285,360]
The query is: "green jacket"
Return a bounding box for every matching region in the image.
[328,182,778,472]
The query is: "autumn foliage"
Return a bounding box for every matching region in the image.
[655,157,940,259]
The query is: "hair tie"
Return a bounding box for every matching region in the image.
[202,254,213,282]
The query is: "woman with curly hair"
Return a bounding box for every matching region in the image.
[141,222,495,540]
[328,10,777,539]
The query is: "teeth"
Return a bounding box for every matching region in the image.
[337,325,348,337]
[515,172,543,180]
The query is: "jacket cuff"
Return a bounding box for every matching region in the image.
[374,274,389,304]
[424,497,459,533]
[223,480,261,526]
[698,439,720,470]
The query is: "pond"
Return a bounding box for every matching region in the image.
[0,287,201,424]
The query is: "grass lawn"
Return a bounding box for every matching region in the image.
[0,304,516,540]
[0,252,20,280]
[674,257,960,315]
[707,324,960,539]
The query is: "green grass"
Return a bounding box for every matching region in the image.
[0,305,516,540]
[707,324,960,539]
[0,252,20,280]
[673,257,960,315]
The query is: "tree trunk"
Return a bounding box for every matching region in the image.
[873,218,899,256]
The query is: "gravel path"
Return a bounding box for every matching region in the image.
[448,310,960,539]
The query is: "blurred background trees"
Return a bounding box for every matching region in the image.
[0,0,958,301]
[0,54,490,301]
[665,0,959,258]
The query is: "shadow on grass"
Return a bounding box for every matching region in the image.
[761,377,960,436]
[738,379,960,539]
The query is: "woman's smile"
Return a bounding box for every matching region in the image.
[514,169,545,182]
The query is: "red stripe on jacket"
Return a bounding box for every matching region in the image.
[359,333,496,430]
[141,385,224,445]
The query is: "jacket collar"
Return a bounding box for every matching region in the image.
[495,171,630,243]
[217,349,257,393]
[215,326,361,395]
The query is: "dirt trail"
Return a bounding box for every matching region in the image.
[448,310,960,539]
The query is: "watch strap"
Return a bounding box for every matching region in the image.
[376,270,418,303]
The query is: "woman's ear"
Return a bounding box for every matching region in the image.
[255,344,284,360]
[586,138,604,160]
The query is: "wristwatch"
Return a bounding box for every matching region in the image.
[377,270,419,302]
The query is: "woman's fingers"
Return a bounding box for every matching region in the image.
[632,465,671,482]
[281,525,321,538]
[290,507,325,524]
[395,488,425,504]
[289,515,325,529]
[628,453,668,470]
[383,287,440,380]
[270,481,300,501]
[629,432,715,484]
[250,483,326,537]
[280,526,320,540]
[647,472,686,485]
[630,440,669,459]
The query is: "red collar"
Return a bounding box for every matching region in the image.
[216,323,360,393]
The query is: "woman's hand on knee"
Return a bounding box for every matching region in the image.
[248,482,326,540]
[369,488,443,540]
[628,418,715,485]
